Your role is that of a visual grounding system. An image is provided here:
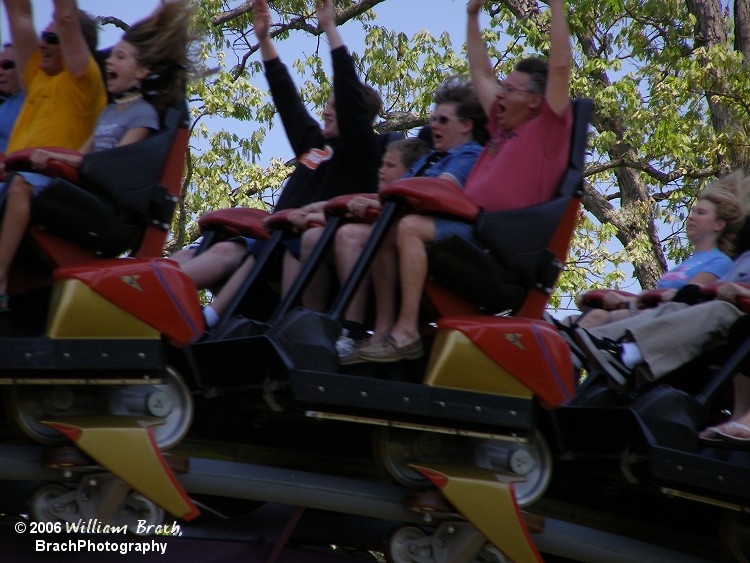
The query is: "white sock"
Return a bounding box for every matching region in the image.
[620,342,643,368]
[203,305,219,328]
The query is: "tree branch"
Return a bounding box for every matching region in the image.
[97,15,129,32]
[220,0,387,80]
[212,0,386,28]
[212,1,253,27]
[585,159,723,184]
[375,111,425,133]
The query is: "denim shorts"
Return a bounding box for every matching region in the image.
[233,236,302,260]
[433,218,477,244]
[17,171,53,196]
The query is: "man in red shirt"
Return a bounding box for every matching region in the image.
[360,0,573,363]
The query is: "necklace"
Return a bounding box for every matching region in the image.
[113,89,143,105]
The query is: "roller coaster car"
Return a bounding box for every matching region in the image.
[138,99,585,560]
[0,100,202,525]
[5,92,746,560]
[540,273,750,556]
[182,97,750,559]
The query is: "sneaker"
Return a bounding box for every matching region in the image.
[573,328,631,387]
[336,331,366,365]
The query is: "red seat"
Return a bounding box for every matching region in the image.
[198,207,271,240]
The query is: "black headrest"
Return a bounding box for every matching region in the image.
[417,125,434,149]
[379,130,405,154]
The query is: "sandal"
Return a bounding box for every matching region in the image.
[716,421,750,444]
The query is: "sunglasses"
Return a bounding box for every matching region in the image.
[428,114,462,125]
[41,31,60,45]
[0,60,15,70]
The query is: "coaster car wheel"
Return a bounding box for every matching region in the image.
[30,476,165,534]
[5,368,193,450]
[473,429,553,507]
[29,484,74,523]
[114,492,165,535]
[375,427,466,490]
[721,509,750,562]
[387,524,509,563]
[5,385,96,445]
[374,427,553,507]
[107,368,193,450]
[386,526,432,563]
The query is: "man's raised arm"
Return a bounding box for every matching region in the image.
[545,0,571,116]
[53,0,94,78]
[3,0,37,76]
[466,0,499,117]
[253,0,279,61]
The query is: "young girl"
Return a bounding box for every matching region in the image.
[199,138,431,331]
[0,1,194,310]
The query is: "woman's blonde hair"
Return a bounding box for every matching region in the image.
[697,170,750,255]
[123,1,196,112]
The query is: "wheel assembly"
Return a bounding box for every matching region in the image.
[107,368,193,449]
[387,526,432,563]
[6,385,96,445]
[112,492,165,535]
[30,475,165,534]
[387,523,509,563]
[30,484,77,523]
[374,427,470,489]
[721,509,750,562]
[473,429,553,507]
[374,426,552,506]
[5,368,193,449]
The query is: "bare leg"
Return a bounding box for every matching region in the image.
[334,223,374,325]
[178,241,247,289]
[299,227,331,311]
[281,250,302,300]
[388,215,436,347]
[169,247,197,264]
[0,176,34,295]
[577,307,638,329]
[368,229,398,341]
[206,255,257,317]
[732,375,750,419]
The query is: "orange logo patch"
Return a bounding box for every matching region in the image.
[298,145,334,169]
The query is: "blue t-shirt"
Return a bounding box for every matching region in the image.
[656,248,732,289]
[0,92,25,154]
[407,141,482,187]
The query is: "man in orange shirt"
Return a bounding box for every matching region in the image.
[3,0,106,152]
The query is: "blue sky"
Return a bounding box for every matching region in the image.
[0,1,470,60]
[0,1,152,47]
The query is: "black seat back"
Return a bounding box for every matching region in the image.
[30,99,189,257]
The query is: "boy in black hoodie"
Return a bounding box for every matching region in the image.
[179,0,382,326]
